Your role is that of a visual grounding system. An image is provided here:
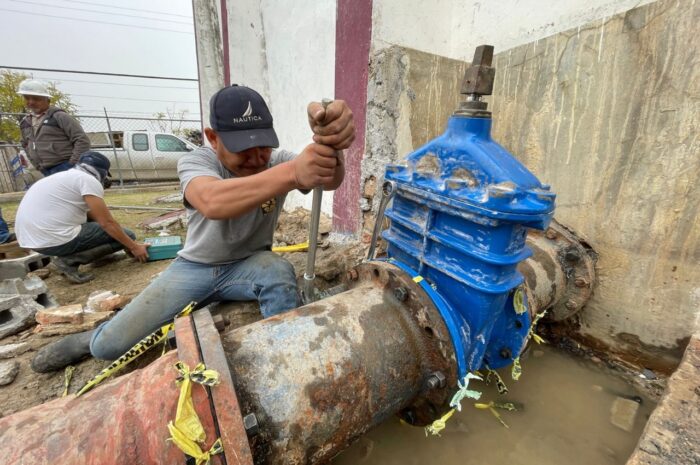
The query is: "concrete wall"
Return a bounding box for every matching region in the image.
[363,0,699,368]
[372,0,656,61]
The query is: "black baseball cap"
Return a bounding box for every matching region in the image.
[209,84,279,153]
[78,151,111,179]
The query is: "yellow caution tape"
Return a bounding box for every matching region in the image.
[62,365,75,397]
[168,427,224,465]
[172,362,220,443]
[486,368,509,395]
[449,372,482,411]
[474,401,518,428]
[526,310,548,345]
[513,286,527,314]
[425,408,455,437]
[272,241,309,253]
[76,302,196,397]
[511,357,522,381]
[168,361,223,465]
[511,309,548,381]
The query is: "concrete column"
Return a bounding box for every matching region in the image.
[332,0,373,234]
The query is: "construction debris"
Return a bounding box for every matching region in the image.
[0,342,30,359]
[0,241,30,260]
[34,311,114,337]
[0,360,20,386]
[153,192,184,204]
[274,207,332,246]
[0,252,51,280]
[140,209,188,231]
[36,304,85,325]
[86,290,131,312]
[610,397,640,432]
[0,296,44,340]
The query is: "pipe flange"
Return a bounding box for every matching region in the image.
[176,310,255,465]
[345,261,458,426]
[522,220,597,321]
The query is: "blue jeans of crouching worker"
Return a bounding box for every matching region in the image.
[90,251,298,360]
[34,222,136,257]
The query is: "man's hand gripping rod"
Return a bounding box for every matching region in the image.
[302,98,335,304]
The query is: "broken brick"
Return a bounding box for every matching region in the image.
[36,304,84,325]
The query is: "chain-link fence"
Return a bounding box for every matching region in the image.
[0,112,202,192]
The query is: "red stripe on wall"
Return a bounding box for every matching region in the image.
[333,0,373,234]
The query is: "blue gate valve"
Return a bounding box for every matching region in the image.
[382,45,556,379]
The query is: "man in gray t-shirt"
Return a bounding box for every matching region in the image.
[31,84,355,372]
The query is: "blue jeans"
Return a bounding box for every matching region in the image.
[90,251,298,360]
[34,222,135,257]
[40,161,74,176]
[0,208,10,244]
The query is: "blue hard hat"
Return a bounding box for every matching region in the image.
[78,151,111,178]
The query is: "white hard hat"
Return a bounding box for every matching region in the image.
[17,79,51,98]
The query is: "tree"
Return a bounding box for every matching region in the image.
[0,70,77,143]
[152,107,190,133]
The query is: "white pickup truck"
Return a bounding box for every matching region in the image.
[87,131,198,182]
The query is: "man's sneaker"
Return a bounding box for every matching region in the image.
[53,257,95,284]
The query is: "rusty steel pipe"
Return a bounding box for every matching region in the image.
[0,351,209,465]
[0,311,253,465]
[519,219,597,319]
[0,262,454,465]
[222,261,457,464]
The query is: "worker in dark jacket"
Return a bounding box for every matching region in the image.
[18,79,91,176]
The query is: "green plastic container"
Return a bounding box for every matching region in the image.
[144,236,183,261]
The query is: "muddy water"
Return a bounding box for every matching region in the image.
[333,346,655,465]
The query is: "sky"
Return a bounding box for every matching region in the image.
[0,0,200,119]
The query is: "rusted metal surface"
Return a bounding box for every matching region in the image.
[0,351,193,464]
[193,310,254,465]
[175,314,224,465]
[518,219,597,320]
[0,314,253,465]
[220,261,456,465]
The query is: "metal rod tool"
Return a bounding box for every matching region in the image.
[302,98,334,304]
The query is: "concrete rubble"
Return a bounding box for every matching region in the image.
[140,209,188,231]
[153,192,184,204]
[0,342,30,359]
[34,311,114,337]
[86,290,131,312]
[0,273,59,341]
[0,360,19,386]
[36,304,84,325]
[0,296,45,340]
[32,291,129,337]
[610,397,640,432]
[0,253,51,281]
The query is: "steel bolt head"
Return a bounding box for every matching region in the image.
[426,371,447,390]
[574,277,589,288]
[499,347,512,359]
[545,228,558,240]
[243,413,259,436]
[394,287,408,302]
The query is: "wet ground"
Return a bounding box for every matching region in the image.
[334,345,655,465]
